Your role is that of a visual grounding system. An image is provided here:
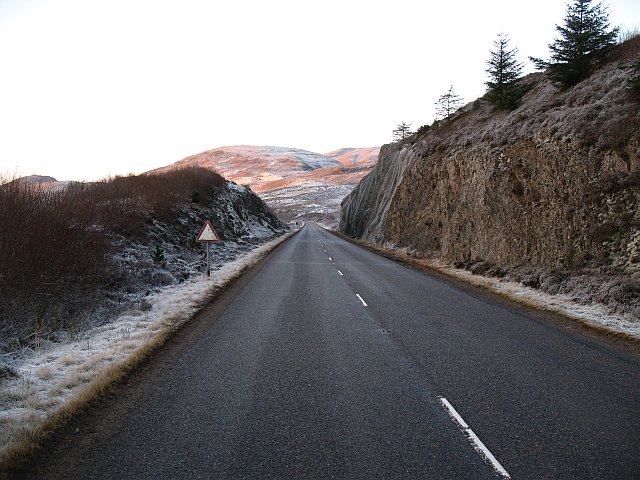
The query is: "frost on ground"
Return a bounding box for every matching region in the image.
[447,265,640,337]
[0,232,295,466]
[259,183,355,229]
[385,245,640,339]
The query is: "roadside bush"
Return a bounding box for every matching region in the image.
[88,167,225,237]
[0,179,110,348]
[0,167,226,352]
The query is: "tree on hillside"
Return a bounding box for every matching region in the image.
[530,0,619,88]
[392,122,412,141]
[434,86,463,120]
[485,32,525,110]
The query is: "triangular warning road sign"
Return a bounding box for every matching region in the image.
[196,220,221,243]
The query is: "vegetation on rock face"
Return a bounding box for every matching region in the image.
[530,0,619,88]
[485,32,525,110]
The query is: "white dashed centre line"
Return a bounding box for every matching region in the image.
[328,257,332,261]
[439,397,511,479]
[337,270,343,276]
[356,294,368,307]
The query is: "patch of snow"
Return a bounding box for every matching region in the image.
[227,182,247,193]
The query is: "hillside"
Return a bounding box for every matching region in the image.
[0,168,288,354]
[341,39,640,316]
[152,145,379,226]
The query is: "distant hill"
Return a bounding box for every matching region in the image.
[151,145,380,226]
[324,147,380,167]
[6,175,71,191]
[150,145,378,192]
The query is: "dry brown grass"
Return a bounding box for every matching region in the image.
[0,318,178,476]
[35,365,53,381]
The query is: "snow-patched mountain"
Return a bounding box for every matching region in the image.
[152,145,379,227]
[151,146,342,192]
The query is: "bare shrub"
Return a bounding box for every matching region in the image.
[595,279,640,306]
[465,261,640,317]
[87,167,225,237]
[0,168,226,352]
[0,177,111,347]
[612,32,640,62]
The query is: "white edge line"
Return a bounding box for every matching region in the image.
[337,270,343,276]
[355,294,368,307]
[439,397,511,479]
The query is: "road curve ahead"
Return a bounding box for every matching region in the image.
[25,223,640,479]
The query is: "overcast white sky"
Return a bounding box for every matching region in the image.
[0,0,638,181]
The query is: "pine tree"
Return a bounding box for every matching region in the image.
[434,86,463,120]
[485,32,525,110]
[392,122,412,141]
[530,0,619,87]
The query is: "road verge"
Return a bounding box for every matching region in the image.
[0,230,298,476]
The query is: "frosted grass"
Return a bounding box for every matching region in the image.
[0,232,294,464]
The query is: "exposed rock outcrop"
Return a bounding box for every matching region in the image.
[341,43,640,273]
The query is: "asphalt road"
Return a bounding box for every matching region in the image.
[22,223,640,479]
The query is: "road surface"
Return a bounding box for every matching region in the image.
[22,223,640,479]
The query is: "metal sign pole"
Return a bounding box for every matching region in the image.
[196,219,221,278]
[206,243,211,278]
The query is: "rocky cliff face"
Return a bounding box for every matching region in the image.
[341,43,640,273]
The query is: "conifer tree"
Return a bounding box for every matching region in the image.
[530,0,619,87]
[392,122,412,141]
[434,86,463,120]
[485,32,525,110]
[152,243,166,266]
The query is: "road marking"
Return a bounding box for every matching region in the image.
[439,397,510,479]
[356,294,368,307]
[328,257,332,261]
[338,270,343,276]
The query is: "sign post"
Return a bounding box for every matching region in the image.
[195,220,221,277]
